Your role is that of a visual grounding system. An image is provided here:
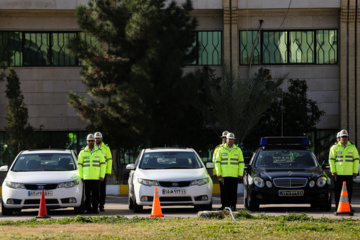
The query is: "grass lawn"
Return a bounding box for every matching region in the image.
[0,211,359,239]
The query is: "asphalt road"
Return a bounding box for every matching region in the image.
[2,191,360,221]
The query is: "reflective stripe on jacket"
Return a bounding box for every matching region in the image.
[215,144,245,177]
[98,142,113,175]
[212,143,224,175]
[329,141,360,175]
[78,145,106,180]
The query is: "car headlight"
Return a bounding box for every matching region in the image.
[5,181,25,189]
[254,177,264,188]
[138,178,159,186]
[316,176,327,187]
[191,177,209,186]
[58,180,79,188]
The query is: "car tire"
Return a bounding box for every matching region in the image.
[244,190,259,211]
[2,200,13,216]
[133,197,143,213]
[128,195,134,210]
[74,192,85,214]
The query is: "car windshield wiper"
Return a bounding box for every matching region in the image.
[163,167,191,169]
[141,167,159,170]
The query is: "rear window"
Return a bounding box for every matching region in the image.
[139,151,203,169]
[12,153,77,171]
[254,150,318,168]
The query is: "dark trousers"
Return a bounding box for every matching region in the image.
[334,175,354,209]
[219,178,224,207]
[221,177,238,208]
[99,175,107,209]
[84,180,100,211]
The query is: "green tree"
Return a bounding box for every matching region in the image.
[196,66,285,145]
[68,0,198,148]
[3,68,35,153]
[247,79,325,148]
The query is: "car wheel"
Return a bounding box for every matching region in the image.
[2,200,13,216]
[128,195,134,210]
[133,197,143,213]
[245,191,259,211]
[74,192,85,214]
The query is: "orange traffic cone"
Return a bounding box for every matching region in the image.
[36,189,50,218]
[335,181,354,216]
[150,188,164,217]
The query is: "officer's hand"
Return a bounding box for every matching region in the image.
[332,173,337,177]
[100,177,104,181]
[353,173,358,178]
[238,176,243,179]
[218,175,222,179]
[106,173,110,177]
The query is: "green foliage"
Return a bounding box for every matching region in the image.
[195,66,285,144]
[247,79,325,148]
[68,0,202,149]
[4,68,36,154]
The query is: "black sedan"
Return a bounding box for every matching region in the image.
[243,137,332,211]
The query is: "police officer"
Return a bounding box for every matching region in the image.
[329,129,359,210]
[78,134,106,214]
[94,132,113,212]
[215,132,245,211]
[212,131,228,210]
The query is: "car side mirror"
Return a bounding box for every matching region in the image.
[321,164,330,169]
[126,164,135,170]
[0,165,8,171]
[206,162,215,169]
[244,164,251,172]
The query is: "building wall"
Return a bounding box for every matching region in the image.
[0,0,345,135]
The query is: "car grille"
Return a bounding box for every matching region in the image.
[273,178,308,188]
[24,199,59,204]
[158,181,191,187]
[25,184,58,190]
[160,197,192,201]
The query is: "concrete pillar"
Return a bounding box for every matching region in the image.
[340,0,360,145]
[223,0,239,72]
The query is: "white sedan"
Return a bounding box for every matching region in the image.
[127,148,214,213]
[1,149,84,215]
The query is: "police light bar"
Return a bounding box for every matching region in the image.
[260,137,309,146]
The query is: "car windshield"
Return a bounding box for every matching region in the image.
[139,151,203,169]
[254,150,318,169]
[11,153,77,171]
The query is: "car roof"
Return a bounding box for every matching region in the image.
[143,147,196,153]
[20,149,73,155]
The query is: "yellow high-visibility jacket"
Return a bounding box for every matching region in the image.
[212,143,225,175]
[329,141,360,175]
[78,146,106,180]
[215,144,245,177]
[97,142,113,175]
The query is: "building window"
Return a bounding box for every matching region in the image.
[186,31,222,65]
[0,31,98,67]
[240,29,337,65]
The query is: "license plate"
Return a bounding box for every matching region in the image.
[28,191,53,197]
[162,189,186,195]
[278,190,304,196]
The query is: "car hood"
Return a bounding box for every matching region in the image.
[4,171,80,184]
[135,168,209,181]
[252,167,325,179]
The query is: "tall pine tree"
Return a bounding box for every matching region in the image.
[68,0,198,148]
[4,69,35,153]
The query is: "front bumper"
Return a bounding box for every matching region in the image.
[2,185,83,209]
[133,183,213,206]
[249,185,331,204]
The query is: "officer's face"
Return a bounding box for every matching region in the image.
[87,140,94,148]
[227,138,234,146]
[340,136,348,145]
[95,138,102,145]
